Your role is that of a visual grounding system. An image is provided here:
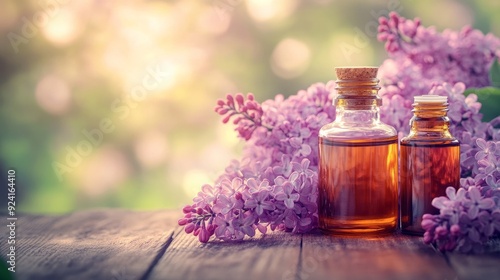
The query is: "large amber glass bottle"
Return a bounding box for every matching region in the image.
[400,95,460,235]
[318,67,398,235]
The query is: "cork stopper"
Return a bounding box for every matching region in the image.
[335,67,378,80]
[334,66,381,107]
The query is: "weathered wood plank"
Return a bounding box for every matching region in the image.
[446,239,500,280]
[3,208,498,280]
[0,209,178,280]
[299,231,457,280]
[149,230,302,280]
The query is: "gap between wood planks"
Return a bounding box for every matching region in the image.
[140,227,181,280]
[135,220,500,280]
[140,230,445,280]
[296,234,305,279]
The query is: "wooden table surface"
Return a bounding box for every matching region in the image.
[1,209,499,280]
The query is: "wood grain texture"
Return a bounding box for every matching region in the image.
[2,209,500,280]
[299,231,458,280]
[0,209,178,280]
[149,230,301,280]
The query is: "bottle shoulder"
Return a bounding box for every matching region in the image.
[319,121,397,139]
[400,137,460,146]
[400,130,459,144]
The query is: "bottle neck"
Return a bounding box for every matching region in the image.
[335,78,380,96]
[334,77,382,110]
[335,105,380,124]
[408,102,453,138]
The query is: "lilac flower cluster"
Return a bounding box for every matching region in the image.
[178,85,336,242]
[215,93,266,140]
[178,12,500,250]
[421,138,500,253]
[377,12,500,133]
[428,83,500,177]
[377,12,500,252]
[377,11,500,190]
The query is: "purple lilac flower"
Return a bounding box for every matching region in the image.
[378,12,500,89]
[422,141,500,253]
[275,181,300,209]
[178,12,500,247]
[377,11,500,138]
[476,138,497,161]
[378,28,498,177]
[464,187,495,219]
[244,189,274,215]
[178,82,335,242]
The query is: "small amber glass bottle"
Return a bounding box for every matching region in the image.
[400,95,460,235]
[318,67,398,235]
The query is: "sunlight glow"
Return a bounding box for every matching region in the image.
[183,169,211,198]
[79,147,131,197]
[246,0,298,22]
[271,38,311,79]
[35,74,72,115]
[134,130,169,168]
[329,32,374,66]
[197,7,231,35]
[0,0,19,32]
[42,8,83,46]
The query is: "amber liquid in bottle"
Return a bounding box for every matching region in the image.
[318,67,398,235]
[400,142,460,235]
[400,95,460,235]
[318,136,399,234]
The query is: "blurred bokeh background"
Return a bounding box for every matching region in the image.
[0,0,499,213]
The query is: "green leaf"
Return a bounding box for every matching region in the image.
[489,59,500,88]
[464,87,500,122]
[0,259,14,280]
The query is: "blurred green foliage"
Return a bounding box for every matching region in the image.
[465,87,500,122]
[0,0,499,213]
